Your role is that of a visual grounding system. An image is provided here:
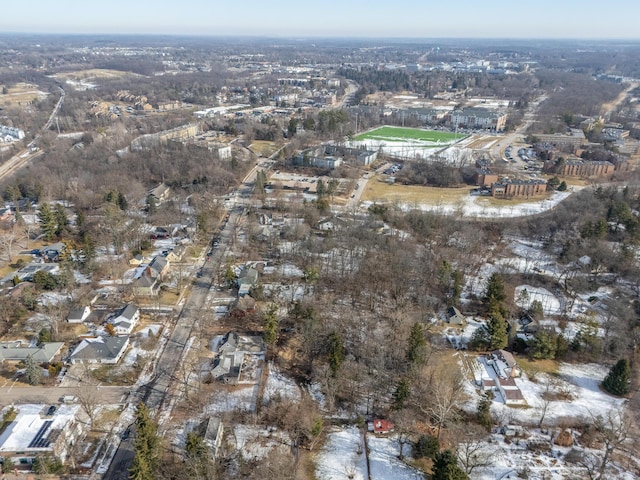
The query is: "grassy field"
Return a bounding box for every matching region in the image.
[354,126,466,143]
[362,175,555,207]
[362,177,469,204]
[0,82,46,106]
[250,140,280,157]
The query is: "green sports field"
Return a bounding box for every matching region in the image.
[354,126,466,143]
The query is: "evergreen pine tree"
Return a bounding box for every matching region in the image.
[406,322,426,366]
[486,308,508,350]
[54,204,68,236]
[185,432,210,478]
[117,192,129,211]
[130,403,159,480]
[38,203,57,241]
[476,392,493,430]
[129,453,152,480]
[602,359,630,396]
[327,331,345,376]
[263,304,279,345]
[392,378,410,410]
[432,450,469,480]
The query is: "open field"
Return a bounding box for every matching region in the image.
[354,125,466,143]
[52,69,139,80]
[362,176,552,207]
[362,177,470,204]
[0,82,48,106]
[250,140,280,157]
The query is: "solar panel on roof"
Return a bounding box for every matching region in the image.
[28,420,53,448]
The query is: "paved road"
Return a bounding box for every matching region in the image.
[338,80,359,108]
[0,385,128,404]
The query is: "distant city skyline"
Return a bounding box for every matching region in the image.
[1,0,639,39]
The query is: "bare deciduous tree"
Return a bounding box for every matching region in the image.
[412,363,467,439]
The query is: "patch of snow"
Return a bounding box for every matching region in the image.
[515,285,562,315]
[263,363,301,404]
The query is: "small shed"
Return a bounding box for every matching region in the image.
[446,307,466,325]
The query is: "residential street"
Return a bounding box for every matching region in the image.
[103,205,245,480]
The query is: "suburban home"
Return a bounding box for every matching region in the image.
[166,245,186,263]
[487,350,521,378]
[68,336,130,364]
[151,226,171,239]
[237,266,258,298]
[518,314,540,334]
[219,332,239,354]
[497,377,526,405]
[0,341,64,364]
[109,304,140,335]
[446,306,465,325]
[0,404,88,469]
[1,263,60,285]
[129,254,146,267]
[237,267,258,287]
[211,332,264,383]
[132,275,160,296]
[148,255,170,280]
[369,419,395,435]
[211,351,244,384]
[67,306,91,324]
[148,183,171,203]
[316,216,347,233]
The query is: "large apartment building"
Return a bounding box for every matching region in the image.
[547,159,615,177]
[449,108,508,132]
[491,179,547,198]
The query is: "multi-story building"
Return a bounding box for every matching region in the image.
[534,129,586,151]
[547,159,615,177]
[448,108,508,132]
[491,179,546,198]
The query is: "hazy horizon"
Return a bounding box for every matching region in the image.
[1,0,638,40]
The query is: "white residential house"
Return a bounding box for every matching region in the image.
[67,306,91,324]
[0,404,88,467]
[109,304,140,335]
[68,336,129,364]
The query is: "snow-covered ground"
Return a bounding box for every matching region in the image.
[515,285,562,315]
[232,425,290,460]
[263,363,301,404]
[476,360,625,426]
[364,189,577,219]
[347,139,470,163]
[204,385,260,414]
[316,426,424,480]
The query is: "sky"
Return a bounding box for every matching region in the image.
[1,0,639,39]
